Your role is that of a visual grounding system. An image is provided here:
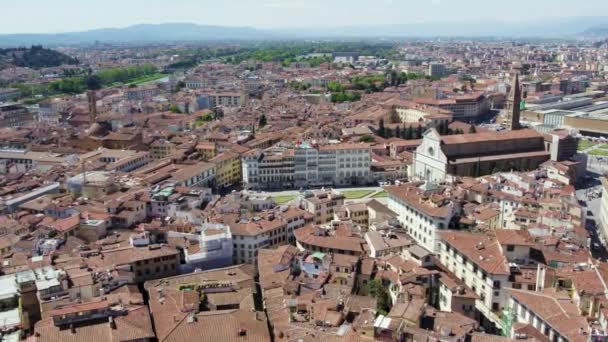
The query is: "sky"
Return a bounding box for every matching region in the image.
[1,0,608,34]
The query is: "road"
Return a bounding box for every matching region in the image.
[575,170,608,261]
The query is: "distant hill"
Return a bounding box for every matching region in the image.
[0,45,78,68]
[2,18,608,46]
[581,25,608,37]
[0,23,271,46]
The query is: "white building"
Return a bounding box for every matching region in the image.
[385,183,457,252]
[168,223,233,272]
[243,142,372,190]
[438,230,512,334]
[228,207,309,265]
[507,288,589,342]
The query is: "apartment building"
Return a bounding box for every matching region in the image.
[385,183,457,252]
[0,103,34,128]
[415,93,490,121]
[209,151,241,189]
[242,147,295,190]
[125,85,161,101]
[149,139,176,159]
[437,230,512,334]
[205,91,246,107]
[294,142,372,188]
[228,207,310,265]
[299,189,345,224]
[506,288,589,342]
[171,161,215,187]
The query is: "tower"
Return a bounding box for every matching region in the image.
[503,73,522,130]
[87,90,97,123]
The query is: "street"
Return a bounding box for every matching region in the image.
[576,170,608,261]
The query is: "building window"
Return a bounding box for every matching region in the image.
[506,245,514,252]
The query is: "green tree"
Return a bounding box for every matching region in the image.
[405,125,414,140]
[389,107,400,124]
[366,279,391,316]
[169,104,181,113]
[85,75,102,90]
[259,114,268,128]
[378,118,386,138]
[359,134,375,143]
[394,125,401,139]
[468,124,477,134]
[327,81,345,92]
[415,124,423,139]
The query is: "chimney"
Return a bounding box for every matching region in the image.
[109,316,116,330]
[70,324,76,334]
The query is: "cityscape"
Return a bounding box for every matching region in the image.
[2,1,608,342]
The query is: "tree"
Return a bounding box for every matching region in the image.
[378,118,386,138]
[169,104,181,113]
[415,124,423,139]
[389,107,400,124]
[394,125,401,139]
[259,114,268,128]
[405,125,414,140]
[85,75,102,91]
[366,279,391,316]
[359,134,375,143]
[468,124,477,134]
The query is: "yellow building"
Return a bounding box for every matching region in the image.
[196,142,217,161]
[209,151,242,189]
[150,139,176,160]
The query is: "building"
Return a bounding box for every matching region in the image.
[228,207,309,265]
[209,151,241,189]
[143,264,269,342]
[428,63,447,78]
[332,52,359,64]
[34,300,155,342]
[0,88,20,103]
[385,183,457,252]
[294,222,366,257]
[0,103,34,128]
[415,93,490,122]
[411,128,550,183]
[149,139,176,159]
[167,223,233,272]
[242,142,372,191]
[299,189,345,224]
[294,142,372,188]
[242,147,294,190]
[204,91,245,107]
[437,231,512,334]
[125,85,161,101]
[171,162,215,187]
[506,288,589,342]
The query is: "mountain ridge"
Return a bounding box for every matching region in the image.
[1,18,608,46]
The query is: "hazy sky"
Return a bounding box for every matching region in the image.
[2,0,608,34]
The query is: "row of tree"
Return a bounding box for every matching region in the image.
[377,118,425,140]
